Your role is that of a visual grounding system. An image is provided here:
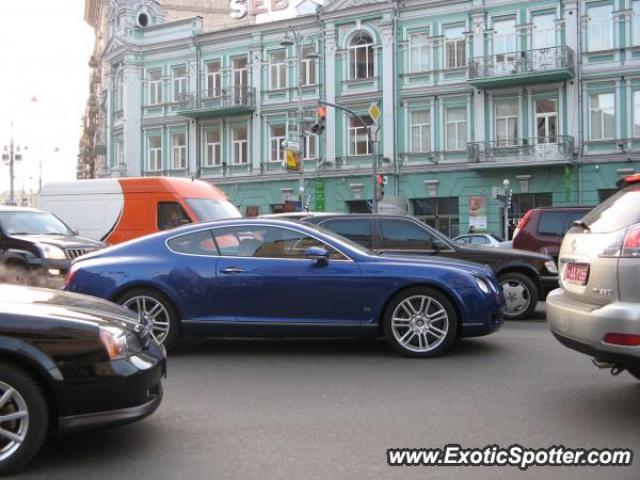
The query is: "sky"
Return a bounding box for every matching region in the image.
[0,0,93,194]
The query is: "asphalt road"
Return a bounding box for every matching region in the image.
[17,304,640,480]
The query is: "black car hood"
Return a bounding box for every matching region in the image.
[0,285,141,332]
[377,253,493,276]
[11,234,104,249]
[457,245,551,261]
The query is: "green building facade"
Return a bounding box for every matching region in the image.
[94,0,640,237]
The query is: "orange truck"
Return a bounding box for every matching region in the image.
[39,177,241,245]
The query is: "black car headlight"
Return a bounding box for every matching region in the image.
[544,260,558,275]
[99,326,142,360]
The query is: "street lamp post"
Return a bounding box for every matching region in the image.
[2,122,27,206]
[503,178,511,240]
[281,27,307,210]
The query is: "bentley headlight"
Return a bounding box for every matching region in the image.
[476,277,491,294]
[38,244,67,260]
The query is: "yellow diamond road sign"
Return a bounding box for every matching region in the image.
[368,102,381,122]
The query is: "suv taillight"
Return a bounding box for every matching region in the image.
[513,210,533,239]
[599,223,640,258]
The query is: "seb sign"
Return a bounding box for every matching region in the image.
[229,0,291,19]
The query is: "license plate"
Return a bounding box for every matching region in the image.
[564,263,590,285]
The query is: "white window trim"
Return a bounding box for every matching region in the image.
[204,126,221,167]
[443,25,467,70]
[303,134,317,159]
[171,132,187,170]
[409,109,431,153]
[348,116,372,156]
[348,35,375,80]
[589,92,616,141]
[408,30,431,73]
[269,50,287,90]
[634,90,640,138]
[206,60,221,98]
[301,53,317,87]
[633,1,640,47]
[147,135,162,172]
[586,3,614,52]
[444,105,467,151]
[494,98,519,146]
[148,69,163,106]
[231,124,248,165]
[269,123,287,162]
[172,65,188,103]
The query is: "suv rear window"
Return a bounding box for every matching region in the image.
[321,219,371,249]
[379,219,438,250]
[581,184,640,233]
[538,212,567,236]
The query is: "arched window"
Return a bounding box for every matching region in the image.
[349,32,374,80]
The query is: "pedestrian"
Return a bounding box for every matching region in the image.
[468,225,475,234]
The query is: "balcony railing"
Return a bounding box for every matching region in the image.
[467,136,575,164]
[176,86,255,118]
[468,46,574,87]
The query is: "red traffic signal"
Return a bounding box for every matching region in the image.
[311,105,326,134]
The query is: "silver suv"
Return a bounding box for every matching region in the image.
[547,175,640,382]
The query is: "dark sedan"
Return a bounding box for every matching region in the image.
[66,219,504,357]
[302,214,558,319]
[0,285,165,475]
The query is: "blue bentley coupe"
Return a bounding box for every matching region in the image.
[65,219,504,357]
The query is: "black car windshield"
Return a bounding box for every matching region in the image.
[0,211,72,236]
[185,198,242,222]
[580,184,640,233]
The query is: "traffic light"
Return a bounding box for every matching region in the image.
[376,174,384,201]
[311,106,326,134]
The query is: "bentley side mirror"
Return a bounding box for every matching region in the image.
[305,246,330,264]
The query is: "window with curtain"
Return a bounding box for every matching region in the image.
[444,26,466,69]
[587,4,614,51]
[206,60,221,98]
[410,110,431,152]
[204,128,221,167]
[171,132,186,169]
[269,49,287,90]
[232,125,248,164]
[349,33,374,80]
[408,31,430,73]
[148,69,163,105]
[589,93,615,141]
[147,135,162,171]
[349,114,373,155]
[270,124,286,162]
[445,106,467,150]
[172,65,187,102]
[494,99,518,146]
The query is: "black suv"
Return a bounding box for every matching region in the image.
[0,206,104,287]
[303,214,558,319]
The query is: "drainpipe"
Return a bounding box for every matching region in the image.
[390,0,400,197]
[576,0,583,205]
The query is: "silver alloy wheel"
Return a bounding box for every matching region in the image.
[0,380,29,463]
[501,279,531,317]
[122,295,170,343]
[391,295,449,353]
